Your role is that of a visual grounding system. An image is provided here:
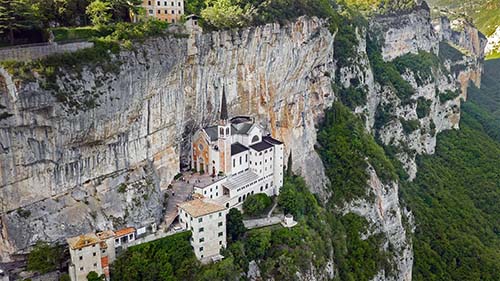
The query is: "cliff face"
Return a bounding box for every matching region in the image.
[0,5,484,281]
[0,17,335,261]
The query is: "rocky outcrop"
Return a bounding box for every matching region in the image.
[0,17,335,260]
[0,6,485,281]
[485,26,500,57]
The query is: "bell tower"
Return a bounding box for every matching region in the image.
[218,89,232,175]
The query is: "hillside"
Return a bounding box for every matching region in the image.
[401,59,500,280]
[0,1,494,281]
[427,0,500,36]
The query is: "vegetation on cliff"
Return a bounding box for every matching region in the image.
[399,59,500,280]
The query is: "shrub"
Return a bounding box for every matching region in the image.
[393,51,441,86]
[27,242,64,274]
[111,232,198,280]
[242,194,273,217]
[400,118,420,134]
[117,184,127,193]
[337,85,368,110]
[226,208,246,242]
[416,97,432,118]
[59,274,71,281]
[51,26,104,42]
[278,176,319,217]
[367,36,415,103]
[439,90,460,102]
[17,208,31,218]
[317,102,397,205]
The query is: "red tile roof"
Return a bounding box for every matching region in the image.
[115,227,135,237]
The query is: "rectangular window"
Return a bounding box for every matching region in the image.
[233,159,235,167]
[199,238,205,242]
[219,212,222,217]
[157,1,160,5]
[218,232,223,237]
[157,10,160,14]
[218,222,223,227]
[219,241,223,245]
[199,227,204,232]
[239,156,242,165]
[171,10,175,14]
[148,0,151,5]
[79,256,83,260]
[164,1,167,5]
[178,2,181,6]
[199,247,204,252]
[80,267,84,271]
[246,154,248,162]
[93,252,96,256]
[94,263,97,267]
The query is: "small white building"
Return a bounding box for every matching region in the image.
[178,198,227,262]
[113,227,136,249]
[67,230,116,281]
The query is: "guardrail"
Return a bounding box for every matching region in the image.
[0,41,94,62]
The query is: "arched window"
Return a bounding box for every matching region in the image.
[251,135,259,143]
[226,128,230,135]
[198,144,203,150]
[219,128,224,136]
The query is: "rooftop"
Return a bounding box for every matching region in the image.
[203,125,218,142]
[223,170,260,190]
[115,227,135,237]
[250,141,274,152]
[231,142,249,156]
[96,230,115,240]
[67,233,100,250]
[232,123,253,135]
[263,135,283,145]
[178,199,226,218]
[192,173,226,189]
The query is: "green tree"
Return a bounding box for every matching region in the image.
[286,151,292,177]
[201,0,253,29]
[226,208,246,242]
[244,228,271,260]
[59,273,71,281]
[86,0,112,26]
[0,0,39,45]
[242,193,272,217]
[86,271,105,281]
[27,242,63,274]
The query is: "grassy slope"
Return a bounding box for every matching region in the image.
[401,59,500,281]
[427,0,500,36]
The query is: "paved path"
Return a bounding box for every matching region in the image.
[267,201,278,218]
[162,177,194,230]
[243,215,284,229]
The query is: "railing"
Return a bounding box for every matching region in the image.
[0,41,93,62]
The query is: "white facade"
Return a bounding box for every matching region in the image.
[178,199,227,262]
[192,115,284,209]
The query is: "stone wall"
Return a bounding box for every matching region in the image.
[0,41,93,62]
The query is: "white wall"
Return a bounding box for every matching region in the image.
[194,179,226,200]
[69,244,103,281]
[273,144,284,194]
[179,208,227,260]
[230,151,249,176]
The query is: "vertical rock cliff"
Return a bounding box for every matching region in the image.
[0,4,485,280]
